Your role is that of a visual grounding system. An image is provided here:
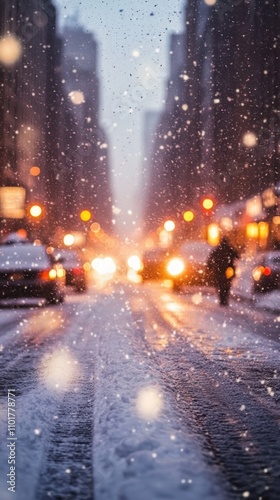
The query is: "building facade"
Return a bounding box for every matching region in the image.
[144,0,280,234]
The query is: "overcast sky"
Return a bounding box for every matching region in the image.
[54,0,185,235]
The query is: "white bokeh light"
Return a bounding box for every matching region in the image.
[136,386,163,420]
[242,131,258,148]
[68,90,85,105]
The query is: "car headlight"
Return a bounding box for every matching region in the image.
[167,258,185,277]
[91,257,117,275]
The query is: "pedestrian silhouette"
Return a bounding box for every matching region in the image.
[207,236,239,306]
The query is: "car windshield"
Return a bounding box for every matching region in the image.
[0,245,50,270]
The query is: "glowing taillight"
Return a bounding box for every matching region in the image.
[263,266,271,276]
[73,268,83,276]
[39,269,57,280]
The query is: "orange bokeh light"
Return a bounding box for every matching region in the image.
[30,166,41,176]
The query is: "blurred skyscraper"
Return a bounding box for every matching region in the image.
[144,0,280,233]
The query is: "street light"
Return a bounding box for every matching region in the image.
[164,220,175,232]
[29,204,43,218]
[80,210,92,222]
[202,198,214,211]
[183,210,194,222]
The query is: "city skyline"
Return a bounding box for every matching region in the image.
[54,0,184,235]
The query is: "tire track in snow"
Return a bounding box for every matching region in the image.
[129,285,280,499]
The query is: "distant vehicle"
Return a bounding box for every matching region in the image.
[252,251,280,294]
[166,240,214,291]
[0,232,30,245]
[53,249,87,292]
[140,247,171,281]
[0,243,66,304]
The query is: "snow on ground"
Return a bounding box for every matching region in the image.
[92,287,226,500]
[0,288,226,500]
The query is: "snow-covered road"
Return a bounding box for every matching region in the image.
[0,282,279,499]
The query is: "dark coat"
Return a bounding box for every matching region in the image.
[207,238,239,284]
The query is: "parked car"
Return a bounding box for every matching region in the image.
[166,240,214,291]
[53,249,87,292]
[0,242,66,304]
[252,251,280,293]
[0,232,30,245]
[140,247,172,281]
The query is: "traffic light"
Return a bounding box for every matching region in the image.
[28,204,44,219]
[80,210,92,222]
[201,197,215,215]
[183,210,194,222]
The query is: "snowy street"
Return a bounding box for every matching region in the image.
[0,282,279,500]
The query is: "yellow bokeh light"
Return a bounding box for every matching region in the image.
[183,210,194,222]
[202,198,214,210]
[83,262,91,272]
[48,269,57,280]
[246,222,259,239]
[30,166,41,176]
[164,220,175,232]
[207,223,220,246]
[29,205,42,218]
[0,35,22,66]
[80,210,92,222]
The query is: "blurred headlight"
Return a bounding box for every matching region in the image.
[127,255,143,272]
[167,258,185,277]
[103,257,117,274]
[57,268,65,278]
[91,257,117,275]
[252,266,264,281]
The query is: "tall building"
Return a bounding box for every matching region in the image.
[144,0,280,234]
[0,0,79,238]
[0,2,113,239]
[144,33,187,232]
[182,0,280,204]
[61,22,112,234]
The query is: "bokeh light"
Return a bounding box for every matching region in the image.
[80,210,92,222]
[30,166,41,176]
[242,131,257,148]
[136,386,163,420]
[0,35,22,66]
[29,205,42,218]
[64,233,75,247]
[127,255,142,272]
[164,220,175,232]
[202,198,214,210]
[68,90,85,105]
[183,210,194,222]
